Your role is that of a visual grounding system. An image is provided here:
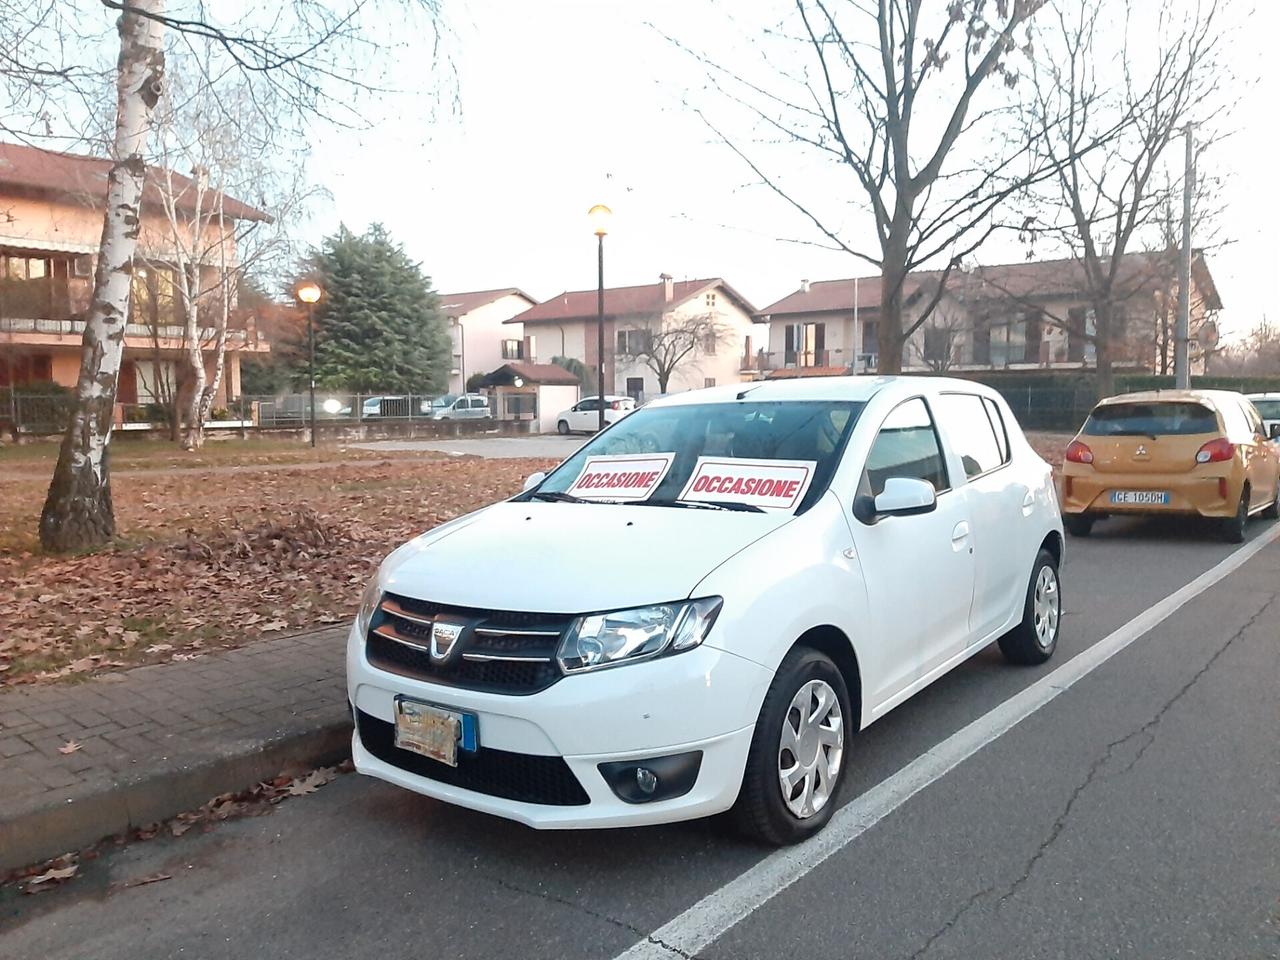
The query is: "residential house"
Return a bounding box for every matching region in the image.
[754,252,1221,378]
[437,287,538,394]
[507,274,759,403]
[483,361,581,434]
[0,141,270,420]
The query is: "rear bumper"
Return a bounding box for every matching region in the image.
[1061,468,1238,518]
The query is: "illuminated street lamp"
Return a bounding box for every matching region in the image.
[294,280,323,447]
[588,204,611,432]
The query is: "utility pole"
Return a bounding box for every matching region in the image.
[1174,124,1194,389]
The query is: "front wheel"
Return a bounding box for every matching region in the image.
[732,647,852,846]
[998,548,1061,666]
[556,420,570,435]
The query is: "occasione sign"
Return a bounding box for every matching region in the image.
[678,457,816,511]
[566,454,675,502]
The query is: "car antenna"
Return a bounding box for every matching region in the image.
[736,385,763,401]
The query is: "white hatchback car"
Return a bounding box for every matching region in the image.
[347,377,1064,844]
[555,395,636,434]
[1247,393,1280,440]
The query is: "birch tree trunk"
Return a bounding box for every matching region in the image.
[38,0,166,552]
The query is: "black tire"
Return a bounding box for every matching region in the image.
[1063,514,1094,537]
[732,646,853,846]
[1221,488,1248,543]
[1262,479,1279,521]
[998,548,1061,666]
[556,420,570,436]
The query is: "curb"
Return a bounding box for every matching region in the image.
[0,719,353,875]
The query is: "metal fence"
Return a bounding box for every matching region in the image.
[244,393,483,427]
[0,388,73,435]
[991,385,1099,432]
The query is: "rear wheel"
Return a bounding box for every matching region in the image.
[556,420,570,435]
[733,647,852,846]
[998,549,1061,666]
[1063,514,1093,537]
[1221,487,1249,543]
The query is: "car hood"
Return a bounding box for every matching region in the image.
[380,500,794,612]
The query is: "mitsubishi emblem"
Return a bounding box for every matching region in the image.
[429,622,463,662]
[1135,444,1147,457]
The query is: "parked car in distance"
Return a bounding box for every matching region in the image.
[1246,393,1280,440]
[361,395,413,419]
[346,377,1064,845]
[1061,390,1280,542]
[555,395,636,434]
[431,393,492,420]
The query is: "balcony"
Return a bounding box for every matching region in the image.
[0,316,265,349]
[745,348,879,375]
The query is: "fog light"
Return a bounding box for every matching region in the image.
[635,767,658,795]
[598,752,702,804]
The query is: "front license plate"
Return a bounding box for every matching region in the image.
[1109,490,1170,505]
[393,698,475,767]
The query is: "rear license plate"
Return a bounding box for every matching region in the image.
[1109,490,1170,505]
[393,698,477,766]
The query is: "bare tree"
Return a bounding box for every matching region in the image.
[677,0,1074,374]
[38,0,166,553]
[34,0,448,551]
[911,302,967,372]
[617,313,732,394]
[1019,0,1224,397]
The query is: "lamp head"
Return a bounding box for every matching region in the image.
[588,204,612,238]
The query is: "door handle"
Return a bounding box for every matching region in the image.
[951,521,971,543]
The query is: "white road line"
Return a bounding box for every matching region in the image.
[616,523,1280,960]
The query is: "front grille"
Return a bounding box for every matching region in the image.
[365,592,573,695]
[356,708,589,806]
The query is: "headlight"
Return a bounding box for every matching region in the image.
[356,575,383,635]
[557,597,723,674]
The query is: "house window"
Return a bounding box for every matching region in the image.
[784,322,825,367]
[705,292,717,310]
[130,266,181,327]
[1,254,55,319]
[617,329,647,355]
[704,377,716,389]
[626,377,645,402]
[501,339,523,360]
[1067,307,1087,362]
[702,331,717,355]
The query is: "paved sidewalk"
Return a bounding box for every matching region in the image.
[0,627,352,872]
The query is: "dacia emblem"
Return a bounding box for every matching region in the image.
[429,622,463,662]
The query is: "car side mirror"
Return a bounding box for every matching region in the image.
[853,477,938,524]
[522,471,547,493]
[1269,423,1280,440]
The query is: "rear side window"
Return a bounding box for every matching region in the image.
[1083,402,1218,437]
[862,397,949,496]
[983,398,1011,463]
[934,393,1005,479]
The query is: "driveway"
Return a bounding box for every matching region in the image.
[354,434,585,460]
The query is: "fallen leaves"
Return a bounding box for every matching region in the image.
[57,739,81,755]
[165,762,348,837]
[122,872,172,888]
[18,855,79,893]
[0,455,557,684]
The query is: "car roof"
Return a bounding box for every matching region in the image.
[1096,389,1244,409]
[646,375,999,408]
[1246,392,1280,400]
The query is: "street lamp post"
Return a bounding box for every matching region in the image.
[588,204,611,433]
[295,280,323,447]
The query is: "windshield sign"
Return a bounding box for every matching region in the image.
[533,400,863,512]
[1083,402,1218,437]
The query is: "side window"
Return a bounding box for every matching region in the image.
[933,393,1005,479]
[983,398,1011,464]
[578,398,598,413]
[861,397,949,497]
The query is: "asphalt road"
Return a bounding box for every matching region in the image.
[3,515,1278,960]
[355,435,586,459]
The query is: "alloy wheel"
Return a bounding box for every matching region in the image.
[1033,565,1060,649]
[777,679,844,819]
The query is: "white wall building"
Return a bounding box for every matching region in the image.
[438,287,538,395]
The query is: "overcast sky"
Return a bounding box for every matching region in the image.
[306,0,1277,339]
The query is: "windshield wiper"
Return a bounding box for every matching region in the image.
[529,491,592,504]
[638,499,766,513]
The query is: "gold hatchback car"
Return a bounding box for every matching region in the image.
[1061,390,1280,542]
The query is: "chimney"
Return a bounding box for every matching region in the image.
[660,273,674,302]
[800,279,810,293]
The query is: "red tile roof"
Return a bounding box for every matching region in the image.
[437,287,536,317]
[0,141,268,222]
[757,252,1221,318]
[763,366,851,380]
[488,361,581,386]
[508,278,756,325]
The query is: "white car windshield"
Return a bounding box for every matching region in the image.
[530,400,864,513]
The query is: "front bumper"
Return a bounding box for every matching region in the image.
[1061,467,1238,519]
[346,621,770,828]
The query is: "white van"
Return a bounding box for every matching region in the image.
[346,377,1064,844]
[430,393,492,420]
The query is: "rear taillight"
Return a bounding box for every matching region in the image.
[1065,440,1094,464]
[610,401,621,410]
[1195,438,1234,464]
